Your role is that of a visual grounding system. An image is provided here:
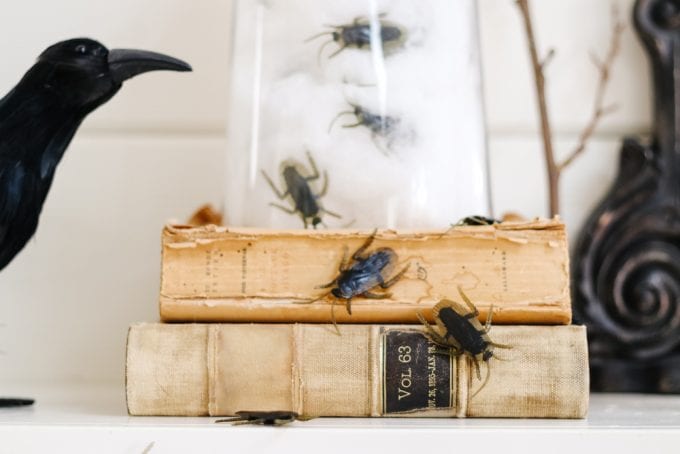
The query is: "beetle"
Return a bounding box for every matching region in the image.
[440,215,502,237]
[302,229,410,330]
[215,410,301,426]
[329,102,402,153]
[417,287,511,397]
[456,215,501,226]
[261,151,341,229]
[306,14,407,61]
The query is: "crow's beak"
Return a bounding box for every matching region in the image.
[108,49,191,84]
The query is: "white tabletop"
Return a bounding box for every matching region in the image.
[1,383,680,453]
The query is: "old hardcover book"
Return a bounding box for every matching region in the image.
[160,218,571,324]
[126,323,588,418]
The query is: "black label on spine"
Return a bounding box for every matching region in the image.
[383,330,453,414]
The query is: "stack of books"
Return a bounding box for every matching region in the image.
[126,218,588,418]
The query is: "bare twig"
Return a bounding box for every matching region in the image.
[541,48,556,70]
[558,5,625,171]
[515,0,560,216]
[515,1,624,216]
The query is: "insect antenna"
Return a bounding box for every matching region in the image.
[304,30,335,42]
[328,110,355,132]
[294,291,330,304]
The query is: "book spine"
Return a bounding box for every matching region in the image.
[126,323,588,418]
[159,221,571,324]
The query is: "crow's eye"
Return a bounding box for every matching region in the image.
[75,44,88,54]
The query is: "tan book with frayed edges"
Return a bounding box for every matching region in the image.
[126,323,588,418]
[159,218,571,324]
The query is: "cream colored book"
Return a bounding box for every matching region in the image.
[159,218,571,324]
[126,323,588,418]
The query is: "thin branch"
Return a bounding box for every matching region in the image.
[558,5,625,171]
[541,48,556,70]
[515,0,560,216]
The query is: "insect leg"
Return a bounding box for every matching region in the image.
[316,39,337,64]
[416,311,450,346]
[361,291,391,299]
[352,229,377,260]
[470,361,492,399]
[330,300,340,336]
[315,278,338,289]
[216,415,266,426]
[442,335,464,355]
[370,132,392,156]
[350,13,384,26]
[471,357,482,381]
[483,304,495,333]
[338,245,351,271]
[305,151,320,181]
[489,341,513,349]
[328,110,355,133]
[273,417,296,426]
[321,207,342,219]
[261,170,288,199]
[345,297,353,315]
[316,170,329,197]
[214,416,242,424]
[342,121,364,128]
[457,286,479,319]
[381,263,410,289]
[327,44,348,59]
[269,203,297,215]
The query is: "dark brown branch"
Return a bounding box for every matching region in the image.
[515,1,624,216]
[515,0,560,216]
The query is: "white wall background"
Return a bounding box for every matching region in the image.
[0,0,648,385]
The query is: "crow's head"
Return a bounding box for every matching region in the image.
[35,38,191,110]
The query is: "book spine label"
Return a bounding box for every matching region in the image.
[383,330,454,413]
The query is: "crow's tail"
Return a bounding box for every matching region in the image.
[0,398,34,407]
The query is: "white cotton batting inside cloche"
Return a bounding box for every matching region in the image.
[225,0,489,229]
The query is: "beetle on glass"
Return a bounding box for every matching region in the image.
[417,287,511,397]
[329,101,402,153]
[302,229,410,330]
[261,151,340,229]
[306,13,407,61]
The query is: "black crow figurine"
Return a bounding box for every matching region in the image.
[0,38,191,407]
